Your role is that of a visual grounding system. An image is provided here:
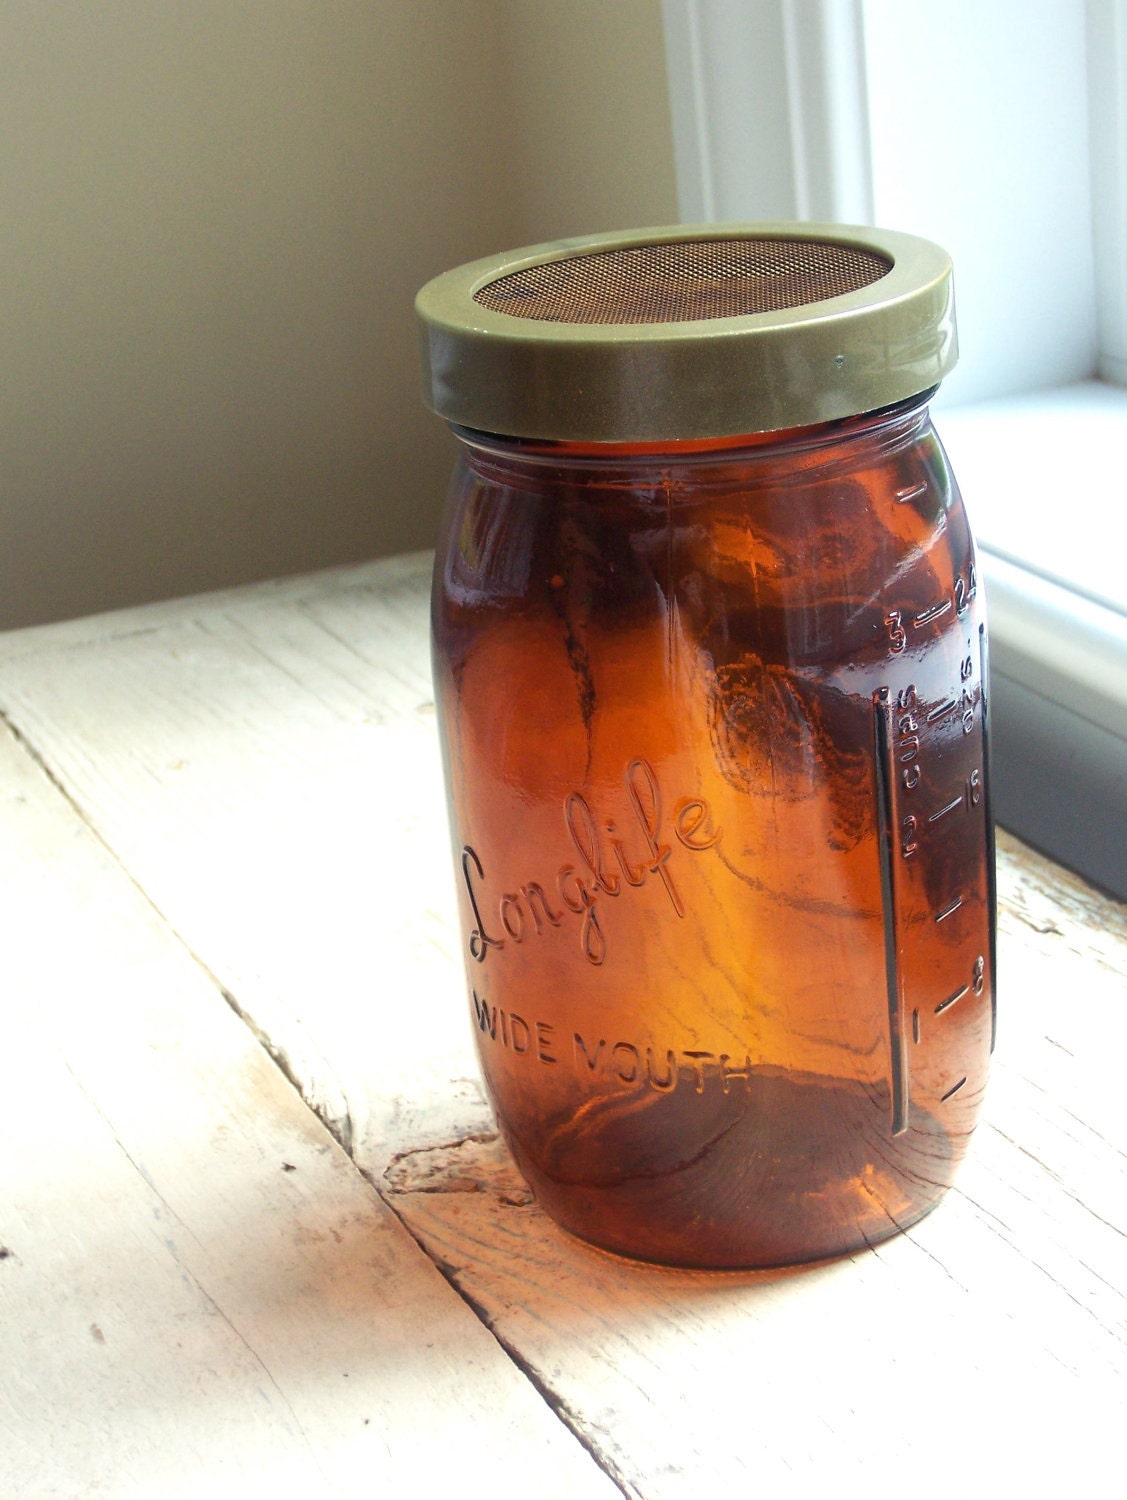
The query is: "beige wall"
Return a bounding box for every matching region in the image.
[498,0,679,243]
[0,2,677,629]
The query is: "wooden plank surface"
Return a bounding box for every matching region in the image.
[0,710,619,1496]
[0,554,488,1168]
[1,551,1125,1495]
[385,835,1127,1494]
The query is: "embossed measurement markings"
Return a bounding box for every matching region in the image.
[874,599,993,1134]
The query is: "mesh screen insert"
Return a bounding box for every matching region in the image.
[473,238,893,325]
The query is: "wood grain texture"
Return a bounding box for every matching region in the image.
[379,827,1127,1494]
[384,1129,1125,1495]
[0,554,491,1169]
[1,551,1125,1496]
[0,715,619,1498]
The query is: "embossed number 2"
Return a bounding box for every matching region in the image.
[885,609,907,654]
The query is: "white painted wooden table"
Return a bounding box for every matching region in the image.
[1,551,1124,1498]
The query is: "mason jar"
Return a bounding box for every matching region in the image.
[417,224,995,1268]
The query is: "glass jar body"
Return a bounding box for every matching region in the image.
[431,397,994,1268]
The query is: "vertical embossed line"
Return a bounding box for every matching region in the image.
[873,687,909,1136]
[978,620,998,1052]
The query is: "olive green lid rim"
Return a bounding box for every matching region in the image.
[415,221,957,442]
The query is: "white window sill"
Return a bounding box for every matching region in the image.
[936,381,1127,898]
[937,380,1127,610]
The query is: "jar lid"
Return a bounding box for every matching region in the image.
[415,222,957,442]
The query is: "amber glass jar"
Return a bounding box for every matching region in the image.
[418,225,995,1268]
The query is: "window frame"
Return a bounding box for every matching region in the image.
[660,0,1127,896]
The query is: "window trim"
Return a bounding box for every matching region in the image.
[661,0,873,225]
[660,0,1127,895]
[1088,0,1127,381]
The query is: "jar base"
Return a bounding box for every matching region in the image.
[500,1068,966,1270]
[538,1190,945,1272]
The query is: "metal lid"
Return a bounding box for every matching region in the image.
[415,222,957,442]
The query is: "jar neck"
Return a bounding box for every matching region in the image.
[450,389,938,488]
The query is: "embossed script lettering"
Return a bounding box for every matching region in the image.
[462,758,720,966]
